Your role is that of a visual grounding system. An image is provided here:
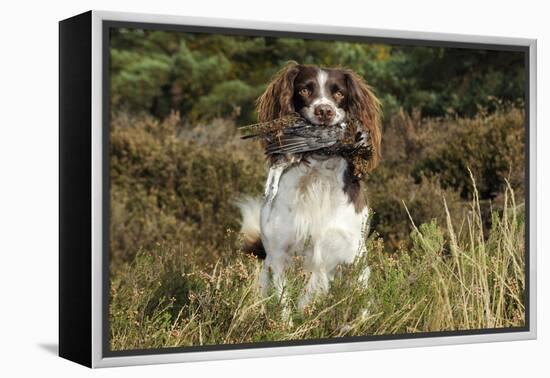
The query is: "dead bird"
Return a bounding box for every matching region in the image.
[240,114,373,202]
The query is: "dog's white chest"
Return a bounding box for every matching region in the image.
[257,155,370,309]
[260,156,361,251]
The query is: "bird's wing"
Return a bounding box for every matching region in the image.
[239,115,305,140]
[265,125,344,155]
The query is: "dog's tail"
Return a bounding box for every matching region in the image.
[235,196,266,259]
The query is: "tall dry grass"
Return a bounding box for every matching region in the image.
[109,176,524,350]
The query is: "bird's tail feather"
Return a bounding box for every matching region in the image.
[235,196,266,259]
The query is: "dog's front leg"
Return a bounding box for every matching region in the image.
[299,228,361,310]
[298,269,330,311]
[259,253,293,324]
[259,254,288,298]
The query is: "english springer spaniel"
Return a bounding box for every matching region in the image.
[238,61,381,310]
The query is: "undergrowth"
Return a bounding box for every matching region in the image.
[110,179,525,350]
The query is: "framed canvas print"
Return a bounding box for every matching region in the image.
[59,10,537,368]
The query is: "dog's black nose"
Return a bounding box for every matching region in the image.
[314,104,335,124]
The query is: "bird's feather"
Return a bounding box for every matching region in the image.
[239,116,374,179]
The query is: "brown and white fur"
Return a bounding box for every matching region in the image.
[238,61,381,310]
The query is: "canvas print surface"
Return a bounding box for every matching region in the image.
[107,25,527,353]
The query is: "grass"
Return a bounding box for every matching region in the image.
[109,177,525,351]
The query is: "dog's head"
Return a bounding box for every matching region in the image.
[256,61,382,171]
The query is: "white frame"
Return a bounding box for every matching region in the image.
[90,10,537,368]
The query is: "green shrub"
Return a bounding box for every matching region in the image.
[110,29,524,123]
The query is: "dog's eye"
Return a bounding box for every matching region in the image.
[333,90,344,101]
[298,88,311,97]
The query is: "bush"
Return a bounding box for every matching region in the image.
[368,174,464,249]
[110,182,525,350]
[109,112,266,272]
[109,106,526,267]
[412,106,525,199]
[367,106,525,249]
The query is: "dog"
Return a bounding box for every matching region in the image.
[238,61,381,310]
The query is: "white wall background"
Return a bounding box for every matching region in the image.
[0,0,546,376]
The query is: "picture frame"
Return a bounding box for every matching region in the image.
[59,10,537,368]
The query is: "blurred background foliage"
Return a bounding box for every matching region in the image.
[109,28,526,272]
[110,28,525,124]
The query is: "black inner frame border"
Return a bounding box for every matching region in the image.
[102,19,531,358]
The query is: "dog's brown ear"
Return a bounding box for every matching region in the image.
[256,61,301,122]
[345,70,382,172]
